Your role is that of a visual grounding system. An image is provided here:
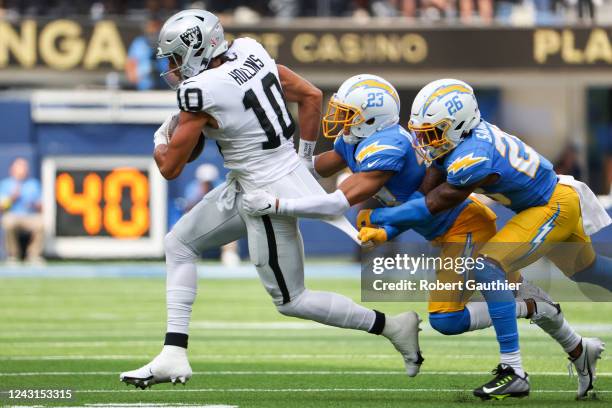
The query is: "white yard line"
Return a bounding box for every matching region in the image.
[2,321,612,332]
[1,370,610,377]
[73,388,612,394]
[2,354,609,361]
[4,404,235,408]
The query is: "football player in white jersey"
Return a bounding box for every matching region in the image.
[119,9,423,389]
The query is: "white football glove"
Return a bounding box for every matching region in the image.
[242,190,277,216]
[154,112,180,147]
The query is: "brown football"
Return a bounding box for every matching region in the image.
[188,132,205,163]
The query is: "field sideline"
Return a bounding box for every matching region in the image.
[0,270,610,407]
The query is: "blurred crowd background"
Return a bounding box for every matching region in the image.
[0,0,611,23]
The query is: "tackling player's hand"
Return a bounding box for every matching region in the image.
[154,112,180,147]
[358,227,388,245]
[242,190,277,216]
[356,209,374,230]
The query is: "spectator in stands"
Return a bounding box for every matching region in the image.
[554,142,583,181]
[125,16,167,90]
[184,163,220,212]
[183,163,241,267]
[459,0,493,22]
[0,157,44,265]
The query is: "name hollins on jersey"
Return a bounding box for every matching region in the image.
[228,54,265,85]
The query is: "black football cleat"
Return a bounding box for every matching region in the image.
[473,363,530,400]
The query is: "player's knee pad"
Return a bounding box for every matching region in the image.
[429,310,470,335]
[164,231,198,264]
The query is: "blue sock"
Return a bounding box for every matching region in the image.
[474,259,519,354]
[429,309,471,335]
[570,255,612,292]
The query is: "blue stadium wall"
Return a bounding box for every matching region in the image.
[0,98,362,258]
[1,98,610,259]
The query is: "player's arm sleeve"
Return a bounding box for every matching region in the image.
[381,191,425,235]
[369,194,433,228]
[277,189,350,219]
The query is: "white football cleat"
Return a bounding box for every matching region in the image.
[120,345,192,389]
[569,337,605,399]
[382,311,423,377]
[517,280,562,323]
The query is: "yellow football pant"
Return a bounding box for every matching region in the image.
[480,183,596,278]
[428,197,508,313]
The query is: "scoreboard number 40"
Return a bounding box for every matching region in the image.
[42,156,167,258]
[56,168,149,238]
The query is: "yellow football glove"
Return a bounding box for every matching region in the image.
[356,209,374,230]
[358,227,388,245]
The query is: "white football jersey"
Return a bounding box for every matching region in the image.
[176,37,299,190]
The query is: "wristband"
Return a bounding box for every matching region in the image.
[298,139,316,159]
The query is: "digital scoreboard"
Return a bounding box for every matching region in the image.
[42,156,167,258]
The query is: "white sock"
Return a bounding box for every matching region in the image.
[165,232,199,335]
[465,301,530,332]
[515,300,529,318]
[167,285,197,334]
[500,350,525,377]
[534,314,582,353]
[276,289,376,332]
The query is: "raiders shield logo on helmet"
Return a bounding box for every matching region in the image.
[180,26,203,48]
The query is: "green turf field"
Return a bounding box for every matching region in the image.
[0,275,610,407]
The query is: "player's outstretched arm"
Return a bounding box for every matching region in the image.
[360,175,496,229]
[338,171,394,206]
[154,111,209,180]
[242,170,393,219]
[314,150,347,178]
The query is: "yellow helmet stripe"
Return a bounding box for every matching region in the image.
[348,79,400,105]
[423,84,472,115]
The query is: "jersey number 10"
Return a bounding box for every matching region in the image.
[243,72,296,150]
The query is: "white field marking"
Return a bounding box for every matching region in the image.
[74,388,612,394]
[5,405,236,408]
[0,330,577,340]
[2,354,610,361]
[86,405,236,407]
[2,321,612,333]
[1,339,557,349]
[2,370,611,377]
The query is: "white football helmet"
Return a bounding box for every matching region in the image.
[157,9,228,88]
[323,74,400,145]
[409,78,480,163]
